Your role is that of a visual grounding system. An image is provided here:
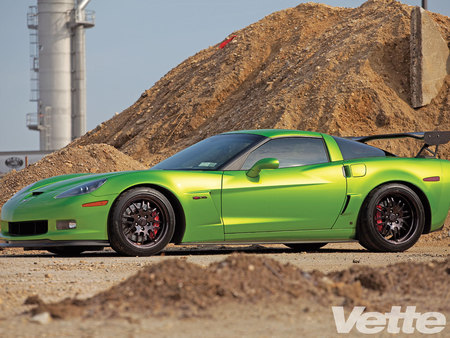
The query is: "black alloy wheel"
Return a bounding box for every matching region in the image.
[109,187,175,256]
[358,183,425,252]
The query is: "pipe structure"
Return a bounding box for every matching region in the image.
[71,24,87,139]
[78,0,90,11]
[422,0,427,10]
[72,0,93,140]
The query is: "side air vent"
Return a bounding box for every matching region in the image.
[341,195,351,214]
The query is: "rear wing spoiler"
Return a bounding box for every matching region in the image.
[348,131,450,158]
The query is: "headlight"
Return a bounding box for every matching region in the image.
[55,179,107,199]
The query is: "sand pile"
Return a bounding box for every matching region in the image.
[0,144,146,210]
[25,254,450,319]
[73,0,449,165]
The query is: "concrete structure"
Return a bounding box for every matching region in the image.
[410,6,449,108]
[27,0,94,151]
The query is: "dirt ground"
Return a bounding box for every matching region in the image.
[0,239,448,337]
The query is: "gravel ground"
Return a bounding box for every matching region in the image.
[0,239,448,337]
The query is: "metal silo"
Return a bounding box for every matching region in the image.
[37,0,73,150]
[27,0,94,151]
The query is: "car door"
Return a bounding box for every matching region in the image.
[222,137,347,234]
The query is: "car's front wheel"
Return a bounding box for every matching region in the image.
[109,187,175,256]
[358,183,425,252]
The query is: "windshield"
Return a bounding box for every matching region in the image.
[152,133,264,170]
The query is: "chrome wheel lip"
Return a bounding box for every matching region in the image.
[120,196,169,248]
[373,192,417,245]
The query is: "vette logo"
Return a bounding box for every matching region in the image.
[332,306,446,334]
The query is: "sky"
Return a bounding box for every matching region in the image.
[0,0,449,152]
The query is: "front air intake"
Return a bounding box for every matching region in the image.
[8,221,48,236]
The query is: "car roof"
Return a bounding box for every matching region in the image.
[222,129,323,138]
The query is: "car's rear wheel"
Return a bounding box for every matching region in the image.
[284,243,327,251]
[358,183,425,252]
[109,187,175,256]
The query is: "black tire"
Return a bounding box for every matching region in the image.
[358,183,425,252]
[109,187,175,256]
[47,246,103,256]
[285,243,327,251]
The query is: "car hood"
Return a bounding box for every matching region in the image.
[12,171,136,199]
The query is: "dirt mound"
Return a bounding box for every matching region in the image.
[328,259,449,297]
[0,144,146,211]
[73,0,449,165]
[25,254,450,319]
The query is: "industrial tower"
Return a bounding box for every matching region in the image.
[26,0,94,151]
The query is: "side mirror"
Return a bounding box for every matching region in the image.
[246,158,279,178]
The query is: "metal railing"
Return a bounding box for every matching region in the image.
[28,6,39,103]
[74,9,95,27]
[26,113,42,131]
[27,6,38,29]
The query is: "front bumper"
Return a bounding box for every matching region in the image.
[0,192,114,245]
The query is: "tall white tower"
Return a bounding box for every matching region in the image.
[27,0,94,151]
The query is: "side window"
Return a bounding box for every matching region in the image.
[241,137,329,170]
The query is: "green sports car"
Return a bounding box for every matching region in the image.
[1,129,449,256]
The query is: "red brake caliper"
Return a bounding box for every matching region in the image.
[152,211,160,238]
[375,205,383,232]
